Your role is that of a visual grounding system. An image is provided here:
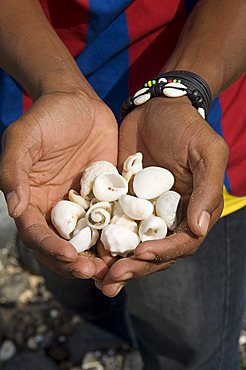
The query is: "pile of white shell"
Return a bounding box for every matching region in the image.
[51,153,180,257]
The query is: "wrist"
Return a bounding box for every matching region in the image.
[31,59,98,102]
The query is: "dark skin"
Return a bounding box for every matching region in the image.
[97,98,228,297]
[0,0,245,296]
[1,91,118,279]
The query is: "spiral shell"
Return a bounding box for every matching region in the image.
[85,201,112,230]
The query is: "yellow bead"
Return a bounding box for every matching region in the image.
[147,81,152,87]
[173,79,177,82]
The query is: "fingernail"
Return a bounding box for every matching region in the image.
[134,251,155,260]
[198,210,210,236]
[6,191,20,217]
[111,284,124,297]
[116,272,133,281]
[72,270,91,279]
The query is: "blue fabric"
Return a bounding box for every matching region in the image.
[0,70,23,135]
[76,0,132,122]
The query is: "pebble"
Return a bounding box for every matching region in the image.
[0,339,16,362]
[49,309,59,319]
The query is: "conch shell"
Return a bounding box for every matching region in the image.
[139,216,167,242]
[51,200,85,240]
[93,172,128,202]
[122,152,143,182]
[133,167,174,199]
[85,201,112,230]
[119,194,153,220]
[80,161,118,200]
[156,191,181,230]
[101,224,140,257]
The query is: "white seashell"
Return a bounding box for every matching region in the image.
[133,167,174,199]
[198,107,205,119]
[68,189,90,210]
[73,218,99,247]
[85,201,112,230]
[90,198,101,207]
[119,194,153,220]
[110,213,138,234]
[139,216,167,242]
[80,161,118,200]
[93,172,128,202]
[158,77,167,84]
[101,224,140,257]
[163,82,187,98]
[133,88,151,105]
[51,200,85,240]
[122,152,143,182]
[156,190,181,230]
[69,226,92,253]
[112,201,124,217]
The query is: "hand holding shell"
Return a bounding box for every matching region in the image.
[51,152,181,256]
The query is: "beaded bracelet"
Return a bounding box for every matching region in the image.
[120,70,212,120]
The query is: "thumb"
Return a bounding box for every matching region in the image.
[0,127,32,217]
[187,134,229,237]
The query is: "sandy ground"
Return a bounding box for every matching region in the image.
[0,191,245,369]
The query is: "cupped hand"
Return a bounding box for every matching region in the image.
[99,97,229,297]
[0,90,118,279]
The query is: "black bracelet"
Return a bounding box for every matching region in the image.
[120,70,212,120]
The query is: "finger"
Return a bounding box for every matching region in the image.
[0,126,32,217]
[15,205,78,262]
[36,251,108,280]
[188,129,229,236]
[101,257,174,297]
[97,241,117,268]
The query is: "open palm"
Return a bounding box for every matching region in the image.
[0,91,118,279]
[100,97,228,297]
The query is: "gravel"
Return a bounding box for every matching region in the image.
[0,191,245,369]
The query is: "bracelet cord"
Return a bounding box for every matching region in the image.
[120,70,212,120]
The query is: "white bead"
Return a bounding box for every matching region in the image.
[198,107,205,119]
[133,88,151,105]
[158,77,167,84]
[163,82,187,98]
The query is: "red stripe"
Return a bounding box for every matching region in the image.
[23,93,32,112]
[126,0,186,94]
[220,74,246,196]
[39,0,89,57]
